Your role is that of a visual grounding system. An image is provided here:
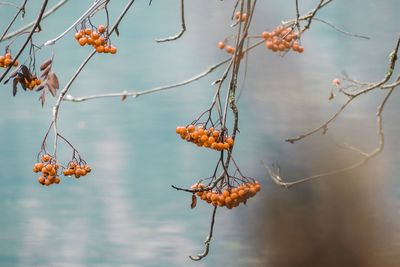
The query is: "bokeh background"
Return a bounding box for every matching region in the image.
[1,1,400,266]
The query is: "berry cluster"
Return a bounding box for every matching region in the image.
[33,154,61,186]
[0,52,18,68]
[62,161,91,179]
[262,26,304,53]
[74,25,117,54]
[176,125,234,151]
[192,182,261,209]
[24,75,41,90]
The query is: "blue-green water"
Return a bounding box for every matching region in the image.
[1,1,400,266]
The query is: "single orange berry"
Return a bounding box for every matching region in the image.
[85,28,92,35]
[78,37,87,46]
[262,31,271,39]
[218,41,225,49]
[187,125,195,133]
[42,154,51,162]
[98,25,106,33]
[96,45,105,53]
[38,176,45,185]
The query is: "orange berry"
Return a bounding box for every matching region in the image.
[44,179,51,186]
[212,130,220,138]
[91,31,99,39]
[13,59,18,67]
[218,41,225,49]
[297,46,304,53]
[4,58,12,66]
[45,164,53,171]
[98,25,106,33]
[200,135,208,143]
[261,31,271,39]
[35,79,41,86]
[5,53,11,59]
[0,56,4,64]
[187,125,195,133]
[265,40,273,49]
[223,142,230,150]
[96,45,104,53]
[240,13,248,21]
[226,137,234,146]
[38,176,45,185]
[225,46,235,54]
[78,37,87,46]
[54,177,61,184]
[332,78,341,86]
[109,46,117,54]
[234,11,241,20]
[190,131,199,139]
[85,28,92,35]
[208,136,215,144]
[75,32,82,40]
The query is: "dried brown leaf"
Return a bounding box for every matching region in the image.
[12,79,18,96]
[40,59,52,71]
[40,65,51,79]
[191,194,197,209]
[121,94,127,101]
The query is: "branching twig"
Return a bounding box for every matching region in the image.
[0,0,49,83]
[0,0,27,42]
[51,0,136,156]
[155,0,186,42]
[1,0,68,42]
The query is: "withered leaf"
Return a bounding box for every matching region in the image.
[19,78,26,91]
[12,78,18,96]
[115,26,120,37]
[20,65,31,81]
[191,194,197,209]
[39,93,45,107]
[35,84,45,92]
[121,94,127,101]
[40,59,52,71]
[40,65,51,78]
[47,72,59,97]
[328,92,335,101]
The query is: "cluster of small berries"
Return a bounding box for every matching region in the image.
[74,25,117,54]
[191,182,262,209]
[62,161,91,179]
[24,75,41,90]
[0,52,18,68]
[262,26,304,53]
[234,11,248,22]
[176,125,234,151]
[33,154,61,186]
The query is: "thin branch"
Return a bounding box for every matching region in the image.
[286,34,400,143]
[1,0,68,42]
[44,0,107,46]
[189,206,217,261]
[0,0,49,83]
[156,0,186,42]
[0,0,27,42]
[51,0,136,156]
[267,81,395,188]
[313,17,370,40]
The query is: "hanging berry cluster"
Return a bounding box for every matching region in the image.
[33,154,61,186]
[262,25,304,53]
[62,161,91,179]
[0,52,18,68]
[74,25,117,54]
[175,125,234,151]
[191,181,261,209]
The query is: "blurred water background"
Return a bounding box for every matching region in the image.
[1,1,400,266]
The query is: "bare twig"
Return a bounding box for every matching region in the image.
[189,206,217,261]
[313,17,370,39]
[156,0,186,42]
[1,0,68,42]
[51,0,136,156]
[286,35,400,143]
[0,0,49,83]
[0,0,27,42]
